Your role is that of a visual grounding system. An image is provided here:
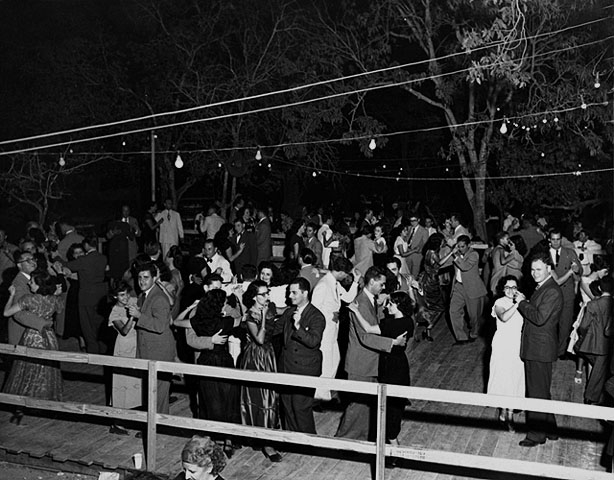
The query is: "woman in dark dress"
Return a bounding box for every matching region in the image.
[239,280,282,462]
[141,202,160,248]
[174,435,227,480]
[189,289,240,455]
[415,234,450,342]
[63,243,85,350]
[348,290,414,446]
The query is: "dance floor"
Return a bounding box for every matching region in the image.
[0,317,609,479]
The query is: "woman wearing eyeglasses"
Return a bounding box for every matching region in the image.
[487,275,525,431]
[239,280,282,462]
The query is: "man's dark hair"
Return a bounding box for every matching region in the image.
[330,256,353,274]
[299,248,316,266]
[456,234,471,245]
[600,276,613,294]
[290,276,311,295]
[136,262,157,278]
[385,256,402,269]
[306,222,319,232]
[530,251,553,268]
[203,273,223,286]
[83,235,98,250]
[364,266,386,285]
[241,264,257,282]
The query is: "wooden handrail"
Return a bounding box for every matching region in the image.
[0,343,612,479]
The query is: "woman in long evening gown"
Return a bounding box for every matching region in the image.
[190,289,241,455]
[415,234,450,342]
[3,271,63,424]
[487,275,525,431]
[239,280,282,462]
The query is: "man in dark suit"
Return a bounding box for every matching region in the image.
[229,218,256,275]
[548,230,581,356]
[129,263,177,415]
[8,250,40,345]
[516,252,563,447]
[64,236,109,354]
[576,276,613,404]
[255,207,272,266]
[406,215,429,277]
[449,235,488,344]
[336,266,407,440]
[275,277,325,434]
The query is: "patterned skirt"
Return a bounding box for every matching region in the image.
[3,327,63,401]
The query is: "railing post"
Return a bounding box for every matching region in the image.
[146,361,158,471]
[375,383,387,480]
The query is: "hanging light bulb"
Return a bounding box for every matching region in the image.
[368,138,377,150]
[499,122,508,134]
[312,171,317,177]
[553,117,559,123]
[59,156,66,167]
[175,153,184,169]
[540,152,545,158]
[594,73,600,89]
[382,164,387,169]
[122,141,126,147]
[581,96,587,109]
[267,163,272,169]
[217,162,222,168]
[255,149,262,161]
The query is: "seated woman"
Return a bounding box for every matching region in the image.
[174,435,227,480]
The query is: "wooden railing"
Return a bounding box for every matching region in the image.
[1,343,613,480]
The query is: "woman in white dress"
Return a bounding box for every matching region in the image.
[487,275,525,431]
[108,281,141,435]
[393,225,411,275]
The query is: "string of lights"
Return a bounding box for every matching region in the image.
[23,100,610,159]
[0,16,608,148]
[0,33,611,157]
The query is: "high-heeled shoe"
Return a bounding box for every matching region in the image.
[422,330,433,342]
[9,411,24,426]
[262,447,282,463]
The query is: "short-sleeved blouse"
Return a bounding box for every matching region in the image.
[19,294,63,322]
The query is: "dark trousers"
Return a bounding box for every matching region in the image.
[524,360,557,442]
[79,304,106,354]
[336,374,377,440]
[584,354,609,404]
[281,386,316,434]
[557,289,575,356]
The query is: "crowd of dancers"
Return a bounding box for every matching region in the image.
[0,198,612,464]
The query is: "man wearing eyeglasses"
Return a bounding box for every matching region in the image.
[7,251,39,345]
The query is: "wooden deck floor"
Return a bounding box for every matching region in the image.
[0,317,609,480]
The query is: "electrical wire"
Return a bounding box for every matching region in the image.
[0,16,607,148]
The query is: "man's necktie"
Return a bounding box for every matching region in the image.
[555,250,560,266]
[137,293,145,308]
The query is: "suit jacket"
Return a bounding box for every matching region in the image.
[345,290,393,378]
[136,284,177,362]
[452,249,487,299]
[275,303,325,376]
[255,217,272,265]
[517,276,563,362]
[66,250,108,306]
[408,225,429,255]
[578,294,612,356]
[57,231,85,261]
[8,272,44,345]
[551,246,579,294]
[231,230,257,274]
[305,236,324,268]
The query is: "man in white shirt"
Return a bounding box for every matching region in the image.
[317,214,335,269]
[311,257,360,402]
[197,205,225,240]
[447,213,471,248]
[202,239,233,283]
[573,230,602,275]
[155,198,184,258]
